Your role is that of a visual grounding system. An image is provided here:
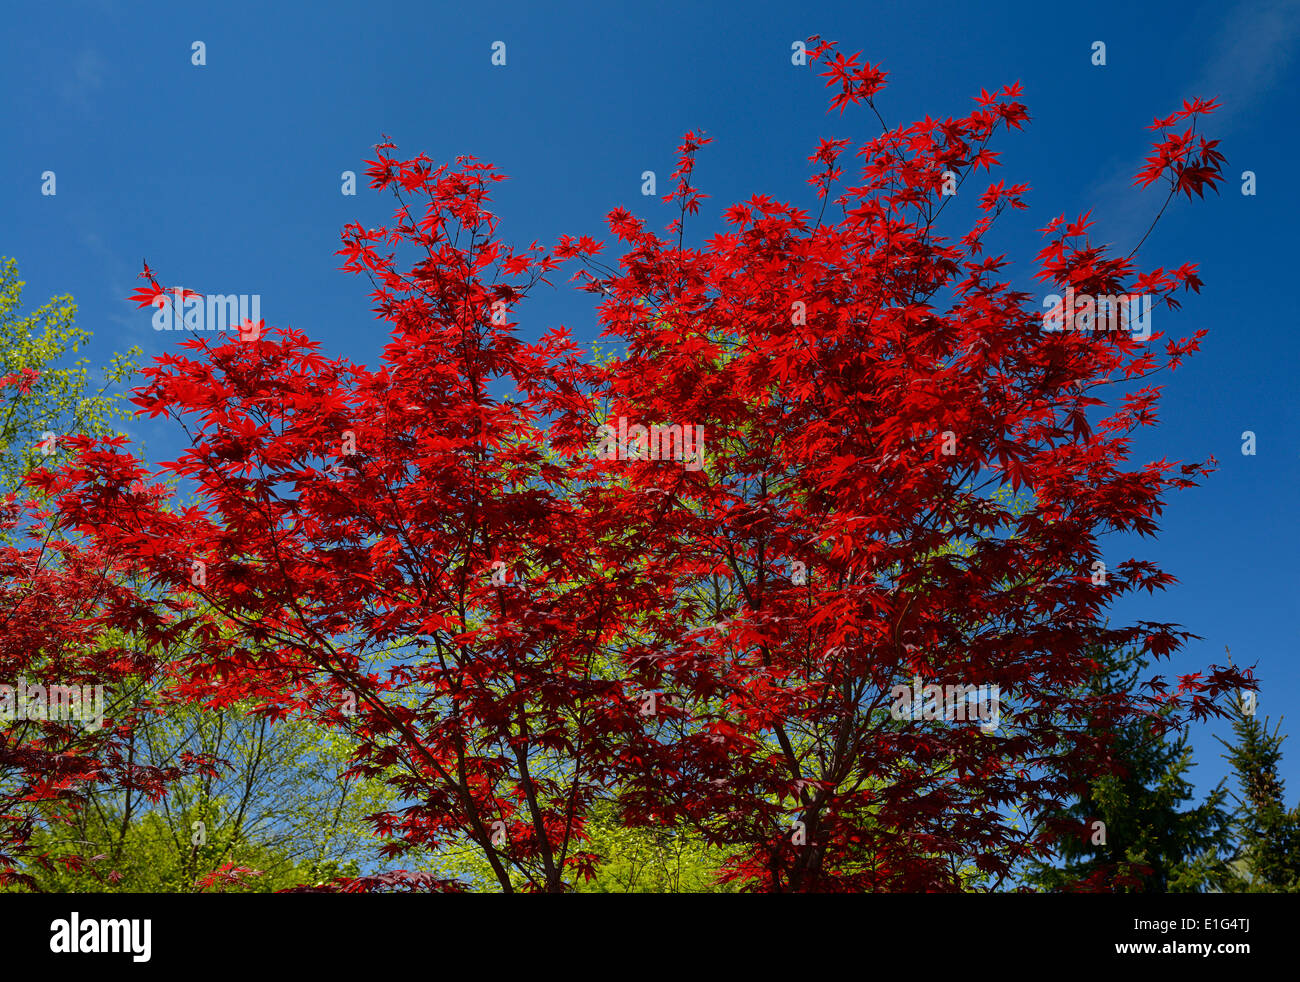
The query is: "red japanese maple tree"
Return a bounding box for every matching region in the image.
[39,38,1248,892]
[42,152,684,893]
[573,39,1244,890]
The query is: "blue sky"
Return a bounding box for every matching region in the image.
[2,0,1297,814]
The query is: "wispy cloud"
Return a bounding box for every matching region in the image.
[59,48,108,110]
[78,230,154,341]
[1086,0,1300,253]
[1193,0,1300,126]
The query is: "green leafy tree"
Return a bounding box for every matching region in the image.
[0,256,140,503]
[569,800,737,893]
[426,795,736,893]
[10,696,390,893]
[12,809,357,894]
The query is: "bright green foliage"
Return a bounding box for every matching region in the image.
[569,801,737,893]
[15,810,358,893]
[428,797,736,893]
[9,699,390,893]
[0,256,140,500]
